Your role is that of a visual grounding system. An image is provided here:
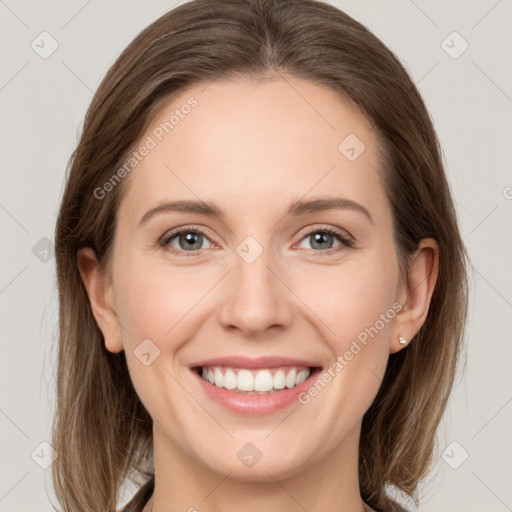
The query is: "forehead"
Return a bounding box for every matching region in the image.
[118,76,386,222]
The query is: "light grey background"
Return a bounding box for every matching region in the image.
[1,1,511,511]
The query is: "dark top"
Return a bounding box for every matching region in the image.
[120,475,154,512]
[120,474,410,512]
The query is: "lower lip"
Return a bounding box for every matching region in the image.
[191,368,321,415]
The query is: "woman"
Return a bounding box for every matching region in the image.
[51,0,469,511]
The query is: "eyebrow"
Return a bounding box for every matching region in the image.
[138,196,374,226]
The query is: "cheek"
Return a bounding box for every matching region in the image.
[287,249,399,411]
[113,259,218,347]
[292,260,398,433]
[111,262,210,418]
[289,249,399,348]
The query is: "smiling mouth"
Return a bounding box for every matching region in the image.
[192,365,322,394]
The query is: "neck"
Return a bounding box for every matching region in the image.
[147,421,374,512]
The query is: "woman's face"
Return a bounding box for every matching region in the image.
[92,76,411,480]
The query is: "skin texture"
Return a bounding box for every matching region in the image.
[78,76,438,512]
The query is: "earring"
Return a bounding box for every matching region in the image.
[398,336,407,345]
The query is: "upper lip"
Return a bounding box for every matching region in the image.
[190,356,322,370]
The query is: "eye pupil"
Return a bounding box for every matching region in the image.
[181,232,202,250]
[311,232,333,250]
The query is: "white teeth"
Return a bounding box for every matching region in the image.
[214,368,224,388]
[223,369,237,390]
[285,368,296,388]
[199,366,312,393]
[254,370,273,392]
[237,369,254,391]
[273,369,286,389]
[295,369,309,385]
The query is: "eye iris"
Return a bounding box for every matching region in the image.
[180,232,202,250]
[310,232,333,250]
[170,230,341,252]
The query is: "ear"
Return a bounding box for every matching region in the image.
[77,247,124,353]
[391,238,439,354]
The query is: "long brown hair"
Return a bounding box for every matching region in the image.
[51,0,469,510]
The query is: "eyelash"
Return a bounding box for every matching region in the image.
[159,225,355,258]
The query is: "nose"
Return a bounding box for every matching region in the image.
[217,244,293,338]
